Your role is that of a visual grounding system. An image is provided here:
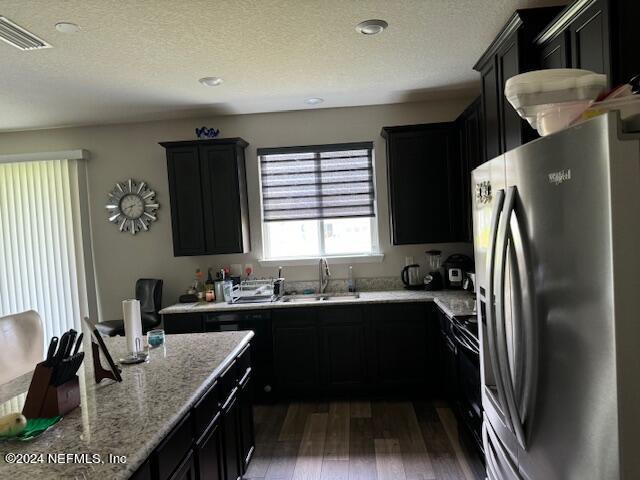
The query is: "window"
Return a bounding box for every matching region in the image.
[259,142,378,260]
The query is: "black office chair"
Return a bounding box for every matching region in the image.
[96,279,163,337]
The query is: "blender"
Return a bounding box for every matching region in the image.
[424,250,443,291]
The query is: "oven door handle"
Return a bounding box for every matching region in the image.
[451,324,479,355]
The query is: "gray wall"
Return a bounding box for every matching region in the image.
[0,98,474,320]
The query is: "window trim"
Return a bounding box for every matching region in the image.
[258,141,380,262]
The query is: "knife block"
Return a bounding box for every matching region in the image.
[22,361,80,419]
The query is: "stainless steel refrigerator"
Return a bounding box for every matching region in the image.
[471,112,640,480]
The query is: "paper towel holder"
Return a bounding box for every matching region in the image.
[83,317,122,384]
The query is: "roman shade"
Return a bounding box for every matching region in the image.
[258,142,375,222]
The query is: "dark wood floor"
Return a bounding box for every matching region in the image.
[246,400,484,480]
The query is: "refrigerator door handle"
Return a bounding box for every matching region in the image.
[495,186,527,449]
[483,423,501,480]
[486,419,523,480]
[509,186,538,440]
[485,188,513,431]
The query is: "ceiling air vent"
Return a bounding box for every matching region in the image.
[0,16,52,50]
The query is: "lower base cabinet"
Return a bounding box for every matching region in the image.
[272,303,435,397]
[238,368,255,473]
[195,413,223,480]
[169,451,196,480]
[221,389,242,480]
[134,343,253,480]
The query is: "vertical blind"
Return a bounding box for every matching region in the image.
[0,159,82,342]
[258,142,375,222]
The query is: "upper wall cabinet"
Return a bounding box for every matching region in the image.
[160,138,251,256]
[536,0,640,87]
[455,97,483,242]
[474,7,562,162]
[381,123,465,245]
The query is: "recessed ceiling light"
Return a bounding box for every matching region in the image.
[355,19,388,35]
[199,76,224,87]
[305,97,324,105]
[55,22,80,34]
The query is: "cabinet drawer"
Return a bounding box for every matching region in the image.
[192,380,220,439]
[218,359,238,404]
[236,344,251,382]
[155,412,193,480]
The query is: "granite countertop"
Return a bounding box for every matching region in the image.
[160,289,477,318]
[0,331,253,480]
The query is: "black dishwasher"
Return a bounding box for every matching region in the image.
[205,311,274,402]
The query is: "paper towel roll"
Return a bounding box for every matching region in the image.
[123,299,142,354]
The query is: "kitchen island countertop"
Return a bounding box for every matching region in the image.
[160,289,476,318]
[0,331,253,480]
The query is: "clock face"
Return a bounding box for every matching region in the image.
[106,179,159,235]
[119,193,145,219]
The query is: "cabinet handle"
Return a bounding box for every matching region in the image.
[239,367,252,387]
[221,386,239,410]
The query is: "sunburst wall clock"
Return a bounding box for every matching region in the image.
[106,179,159,235]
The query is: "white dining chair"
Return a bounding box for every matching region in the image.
[0,310,44,385]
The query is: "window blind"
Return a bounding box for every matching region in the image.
[0,159,83,342]
[258,142,375,222]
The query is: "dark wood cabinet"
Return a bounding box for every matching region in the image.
[368,304,430,392]
[163,313,204,334]
[540,30,570,70]
[272,309,320,394]
[132,345,253,480]
[221,389,242,480]
[160,138,250,257]
[536,0,640,87]
[455,97,483,242]
[319,306,368,392]
[238,368,255,473]
[131,459,152,480]
[381,123,463,244]
[474,8,561,161]
[169,451,196,480]
[195,415,223,480]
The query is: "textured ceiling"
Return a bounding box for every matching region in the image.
[1,0,564,131]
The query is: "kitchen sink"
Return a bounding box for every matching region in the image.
[280,293,360,303]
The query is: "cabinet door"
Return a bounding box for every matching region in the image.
[221,390,242,480]
[272,313,320,394]
[481,58,501,162]
[166,146,206,256]
[163,313,204,334]
[195,414,223,480]
[169,450,196,480]
[540,31,571,69]
[319,307,367,391]
[238,368,255,473]
[200,145,247,254]
[386,125,456,244]
[570,0,609,79]
[130,459,152,480]
[369,304,430,391]
[497,35,529,153]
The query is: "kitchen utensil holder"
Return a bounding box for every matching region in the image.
[22,361,80,419]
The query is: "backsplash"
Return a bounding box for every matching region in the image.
[284,276,405,294]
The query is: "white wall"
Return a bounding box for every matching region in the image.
[0,98,474,320]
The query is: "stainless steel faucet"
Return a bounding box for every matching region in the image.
[318,257,331,294]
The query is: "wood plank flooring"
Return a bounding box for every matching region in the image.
[246,401,484,480]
